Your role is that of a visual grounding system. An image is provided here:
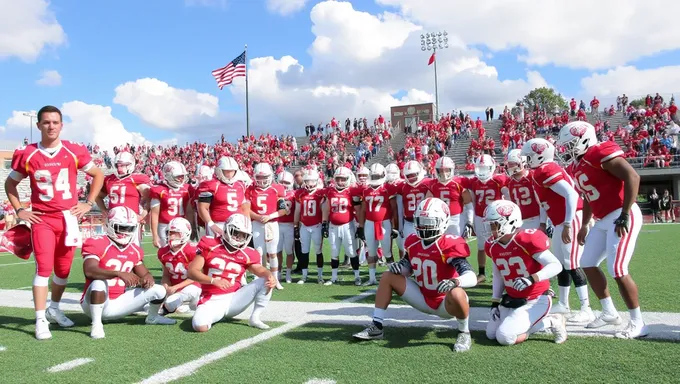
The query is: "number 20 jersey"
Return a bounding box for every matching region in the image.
[80,236,144,301]
[197,236,260,297]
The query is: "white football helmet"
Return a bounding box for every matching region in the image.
[356,166,369,185]
[222,213,252,250]
[277,171,294,191]
[106,206,138,246]
[521,138,555,169]
[334,166,352,191]
[302,169,319,191]
[253,163,273,189]
[474,154,496,182]
[215,156,239,185]
[196,165,214,183]
[557,121,598,165]
[483,200,523,243]
[435,157,455,184]
[504,149,525,176]
[166,217,192,248]
[162,161,187,189]
[403,160,424,186]
[114,152,135,178]
[414,197,450,241]
[368,163,386,188]
[236,170,252,187]
[385,163,401,183]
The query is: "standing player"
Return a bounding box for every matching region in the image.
[247,163,287,289]
[353,198,476,352]
[398,160,431,239]
[150,161,191,248]
[429,156,468,236]
[189,165,214,240]
[321,166,362,286]
[198,156,250,237]
[385,163,404,260]
[276,171,297,284]
[81,206,175,340]
[461,154,508,283]
[5,105,104,340]
[357,163,398,286]
[356,166,370,187]
[157,217,202,314]
[484,200,567,346]
[558,121,646,339]
[522,138,592,322]
[293,170,326,284]
[188,214,277,332]
[504,150,541,229]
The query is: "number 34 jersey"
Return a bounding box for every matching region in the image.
[157,242,200,287]
[150,184,190,224]
[485,229,551,300]
[404,233,471,310]
[198,237,260,297]
[80,236,144,301]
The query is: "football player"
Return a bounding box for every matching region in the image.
[188,214,276,332]
[385,163,404,259]
[356,166,370,188]
[81,206,176,340]
[188,165,214,240]
[353,198,476,352]
[157,217,201,314]
[522,138,593,323]
[357,163,398,286]
[397,160,432,240]
[504,150,541,229]
[150,161,191,248]
[428,156,469,236]
[293,170,326,284]
[558,121,647,339]
[484,200,567,346]
[276,171,297,284]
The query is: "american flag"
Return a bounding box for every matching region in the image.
[212,51,246,89]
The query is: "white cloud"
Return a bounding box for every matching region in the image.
[113,78,220,130]
[579,65,680,107]
[0,0,67,62]
[36,70,62,86]
[377,0,680,70]
[266,0,309,16]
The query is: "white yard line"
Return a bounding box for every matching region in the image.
[46,358,94,373]
[305,379,337,384]
[0,261,33,267]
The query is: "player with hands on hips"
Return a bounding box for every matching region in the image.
[557,121,647,339]
[150,161,191,248]
[353,197,476,352]
[188,214,276,332]
[483,200,567,346]
[81,206,176,340]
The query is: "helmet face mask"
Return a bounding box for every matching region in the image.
[106,206,138,246]
[254,163,273,188]
[483,201,523,243]
[221,214,252,251]
[216,157,239,184]
[335,176,349,190]
[277,171,294,191]
[163,162,187,189]
[414,198,450,243]
[166,217,192,249]
[436,167,453,183]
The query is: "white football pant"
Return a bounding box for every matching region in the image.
[444,214,462,236]
[551,211,583,270]
[520,216,540,230]
[400,277,455,319]
[81,280,166,320]
[486,294,552,345]
[164,284,202,312]
[402,220,416,240]
[192,278,272,330]
[157,223,169,247]
[253,221,280,258]
[473,215,486,250]
[205,221,225,237]
[365,219,392,259]
[276,222,295,255]
[329,222,356,259]
[300,223,322,254]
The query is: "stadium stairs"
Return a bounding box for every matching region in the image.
[366,127,406,167]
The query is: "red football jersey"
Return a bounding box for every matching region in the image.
[404,233,471,309]
[506,175,541,220]
[198,237,259,296]
[80,236,144,301]
[10,141,92,213]
[103,173,150,214]
[363,184,396,222]
[279,189,296,223]
[151,184,190,224]
[572,142,625,219]
[397,179,433,219]
[295,188,326,227]
[197,179,247,223]
[246,184,285,220]
[485,229,551,300]
[324,187,361,225]
[530,162,583,225]
[462,175,508,217]
[428,177,466,215]
[157,243,200,287]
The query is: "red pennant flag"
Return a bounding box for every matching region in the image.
[428,52,436,65]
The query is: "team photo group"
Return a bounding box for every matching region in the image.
[4,106,647,352]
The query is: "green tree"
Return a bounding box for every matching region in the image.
[518,87,569,113]
[629,97,646,109]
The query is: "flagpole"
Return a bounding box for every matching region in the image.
[433,47,439,120]
[244,44,250,137]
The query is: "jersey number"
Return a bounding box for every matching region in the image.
[256,195,269,215]
[495,257,530,288]
[165,262,187,281]
[475,189,495,206]
[411,258,438,290]
[575,174,600,202]
[439,190,450,206]
[406,193,425,212]
[207,258,242,285]
[167,197,184,216]
[511,187,532,206]
[109,185,127,204]
[303,200,317,217]
[330,197,348,214]
[104,259,136,287]
[225,192,239,211]
[366,195,384,212]
[34,168,72,202]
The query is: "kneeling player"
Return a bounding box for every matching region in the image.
[353,198,476,352]
[81,206,176,340]
[483,200,567,346]
[158,217,202,314]
[189,214,277,332]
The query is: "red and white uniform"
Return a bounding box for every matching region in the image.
[197,179,247,235]
[324,187,362,258]
[572,142,642,278]
[402,234,470,317]
[397,179,432,239]
[462,175,508,249]
[506,175,541,228]
[277,189,296,255]
[362,184,396,258]
[295,188,326,254]
[103,173,150,214]
[157,243,201,311]
[9,141,93,281]
[428,177,466,236]
[150,183,190,246]
[246,183,286,256]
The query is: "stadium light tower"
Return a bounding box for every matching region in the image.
[421,31,449,120]
[23,111,37,143]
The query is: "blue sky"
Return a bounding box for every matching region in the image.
[1,0,678,150]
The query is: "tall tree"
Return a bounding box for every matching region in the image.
[518,87,569,113]
[629,97,646,109]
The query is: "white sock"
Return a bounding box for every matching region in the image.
[148,302,162,317]
[558,286,570,307]
[286,268,292,280]
[277,271,281,280]
[373,307,386,325]
[354,269,360,278]
[458,317,469,333]
[369,268,376,281]
[331,268,338,281]
[90,303,104,325]
[629,307,643,324]
[49,301,60,310]
[317,269,323,279]
[600,297,617,315]
[302,269,308,279]
[36,310,46,320]
[575,285,590,309]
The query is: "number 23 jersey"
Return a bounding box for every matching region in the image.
[197,236,260,296]
[80,236,144,301]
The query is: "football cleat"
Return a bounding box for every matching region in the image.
[551,302,571,314]
[90,323,105,339]
[324,279,337,286]
[362,279,377,287]
[567,308,595,323]
[317,277,325,285]
[453,332,472,352]
[249,317,270,330]
[549,314,568,344]
[145,315,177,325]
[285,277,292,284]
[585,312,622,329]
[354,277,362,286]
[46,307,75,328]
[614,321,649,339]
[353,324,384,340]
[297,278,306,285]
[275,281,284,290]
[35,318,52,340]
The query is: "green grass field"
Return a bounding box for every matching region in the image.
[0,224,678,383]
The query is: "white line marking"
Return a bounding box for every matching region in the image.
[16,286,32,290]
[0,261,32,267]
[46,358,94,373]
[0,346,6,352]
[305,379,336,384]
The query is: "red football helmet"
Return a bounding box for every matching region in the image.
[0,224,33,260]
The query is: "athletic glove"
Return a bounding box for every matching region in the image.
[463,223,474,238]
[436,278,459,293]
[511,276,535,291]
[356,227,365,241]
[388,257,411,275]
[614,213,629,231]
[390,229,399,239]
[490,302,501,322]
[294,226,300,240]
[322,221,329,238]
[546,225,554,239]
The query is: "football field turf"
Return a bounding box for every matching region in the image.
[0,224,678,383]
